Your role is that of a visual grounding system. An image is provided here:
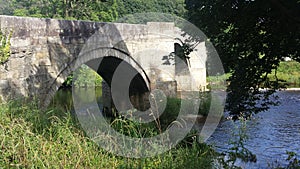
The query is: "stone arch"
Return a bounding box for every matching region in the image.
[41,47,151,108]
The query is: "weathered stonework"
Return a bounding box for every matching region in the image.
[0,15,207,108]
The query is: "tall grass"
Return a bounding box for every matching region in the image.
[0,99,217,168]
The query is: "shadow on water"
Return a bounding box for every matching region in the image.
[207,90,300,168]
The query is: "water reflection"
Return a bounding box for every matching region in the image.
[50,86,103,112]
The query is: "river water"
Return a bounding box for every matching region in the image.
[206,90,300,168]
[53,89,300,168]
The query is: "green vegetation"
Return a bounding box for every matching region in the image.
[271,151,300,169]
[220,119,257,168]
[207,61,300,89]
[0,27,11,64]
[73,65,103,87]
[0,99,217,168]
[2,0,119,21]
[186,0,299,117]
[117,0,185,18]
[60,65,103,88]
[207,73,230,90]
[0,0,185,22]
[146,94,212,131]
[267,61,300,88]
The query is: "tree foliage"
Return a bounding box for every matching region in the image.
[185,0,300,118]
[117,0,186,18]
[73,65,102,87]
[0,0,119,21]
[0,0,186,22]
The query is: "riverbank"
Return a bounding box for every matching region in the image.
[0,100,217,168]
[281,87,300,91]
[258,87,300,92]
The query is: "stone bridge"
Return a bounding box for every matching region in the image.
[0,15,206,110]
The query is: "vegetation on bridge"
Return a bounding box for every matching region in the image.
[0,27,11,64]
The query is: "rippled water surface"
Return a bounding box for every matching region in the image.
[207,90,300,168]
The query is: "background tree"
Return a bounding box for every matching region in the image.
[117,0,186,18]
[185,0,300,118]
[0,0,186,22]
[0,0,119,21]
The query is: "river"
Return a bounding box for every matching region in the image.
[53,88,300,168]
[207,90,300,168]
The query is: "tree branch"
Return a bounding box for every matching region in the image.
[269,0,300,24]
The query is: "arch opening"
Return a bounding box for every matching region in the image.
[85,56,151,113]
[48,55,151,116]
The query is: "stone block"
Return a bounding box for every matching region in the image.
[155,80,177,98]
[10,38,31,47]
[0,80,9,89]
[147,22,175,35]
[47,37,61,44]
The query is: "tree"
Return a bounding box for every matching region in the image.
[117,0,186,18]
[185,0,300,118]
[2,0,186,22]
[0,0,119,22]
[0,0,14,15]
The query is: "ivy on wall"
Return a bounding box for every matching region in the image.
[0,27,12,64]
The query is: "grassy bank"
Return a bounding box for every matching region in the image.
[207,61,300,89]
[268,61,300,88]
[0,100,217,168]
